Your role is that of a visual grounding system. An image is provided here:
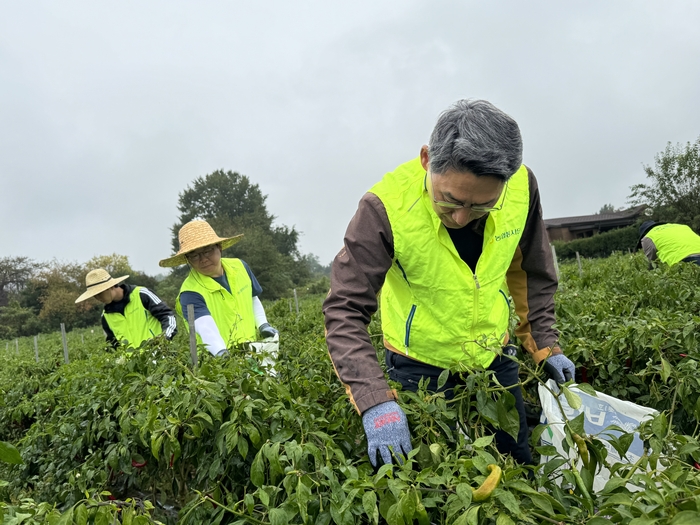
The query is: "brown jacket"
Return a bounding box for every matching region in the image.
[323,166,559,414]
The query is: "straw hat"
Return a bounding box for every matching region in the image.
[75,268,129,303]
[159,220,244,268]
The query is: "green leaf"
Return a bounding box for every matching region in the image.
[496,392,520,441]
[237,436,249,459]
[399,492,416,522]
[670,511,700,524]
[437,369,450,390]
[150,432,164,462]
[575,383,597,397]
[453,506,480,525]
[95,505,114,525]
[269,508,291,525]
[660,358,672,383]
[529,424,548,446]
[363,490,379,525]
[561,385,582,410]
[250,450,265,488]
[57,508,74,525]
[386,502,406,525]
[73,503,88,525]
[652,412,668,439]
[0,441,22,464]
[496,490,520,516]
[569,412,586,436]
[528,493,554,515]
[472,435,495,448]
[271,429,294,443]
[455,483,472,507]
[497,514,516,525]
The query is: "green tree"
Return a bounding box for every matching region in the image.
[171,170,310,298]
[0,301,43,338]
[84,253,159,291]
[597,203,619,214]
[84,253,133,277]
[0,256,41,307]
[33,260,101,331]
[629,136,700,231]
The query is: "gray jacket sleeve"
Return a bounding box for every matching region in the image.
[641,237,657,262]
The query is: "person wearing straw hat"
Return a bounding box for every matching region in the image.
[159,219,278,357]
[75,268,177,349]
[637,221,700,268]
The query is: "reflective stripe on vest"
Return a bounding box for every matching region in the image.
[177,258,257,346]
[646,224,700,266]
[103,286,163,349]
[369,158,530,370]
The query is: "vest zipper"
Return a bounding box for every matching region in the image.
[404,304,417,354]
[472,274,480,346]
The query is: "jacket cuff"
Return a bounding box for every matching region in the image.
[531,345,562,364]
[353,388,399,415]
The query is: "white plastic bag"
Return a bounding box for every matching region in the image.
[248,333,280,376]
[538,380,657,492]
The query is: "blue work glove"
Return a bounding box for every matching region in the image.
[362,401,413,467]
[258,323,279,339]
[544,353,576,384]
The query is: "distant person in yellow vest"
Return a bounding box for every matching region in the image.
[75,268,177,348]
[324,99,575,467]
[637,221,700,267]
[159,220,278,357]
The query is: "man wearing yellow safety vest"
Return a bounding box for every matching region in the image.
[159,220,278,357]
[75,268,177,348]
[323,99,575,467]
[637,221,700,267]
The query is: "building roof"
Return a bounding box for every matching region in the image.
[544,205,647,231]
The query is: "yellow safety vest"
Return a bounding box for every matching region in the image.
[646,224,700,266]
[102,287,163,349]
[369,158,530,370]
[176,258,257,346]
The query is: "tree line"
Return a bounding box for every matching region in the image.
[0,170,330,339]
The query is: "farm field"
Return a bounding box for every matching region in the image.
[2,253,700,524]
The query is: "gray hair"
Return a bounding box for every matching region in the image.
[427,99,522,181]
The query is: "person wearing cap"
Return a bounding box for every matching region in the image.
[323,99,575,468]
[75,268,177,349]
[159,219,278,357]
[638,221,700,268]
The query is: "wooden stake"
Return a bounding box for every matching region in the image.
[15,338,18,355]
[576,251,583,278]
[293,288,299,318]
[187,304,197,368]
[550,244,560,279]
[34,336,39,363]
[61,323,69,364]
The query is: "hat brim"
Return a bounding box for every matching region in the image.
[75,275,129,303]
[159,234,244,268]
[635,222,664,250]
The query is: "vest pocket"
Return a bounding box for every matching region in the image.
[404,304,417,348]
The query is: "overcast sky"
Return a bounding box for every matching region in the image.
[2,1,699,276]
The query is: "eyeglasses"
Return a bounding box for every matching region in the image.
[430,173,508,213]
[186,245,217,263]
